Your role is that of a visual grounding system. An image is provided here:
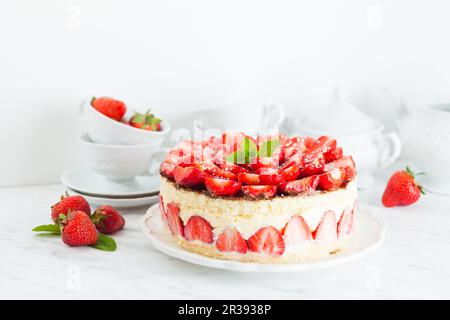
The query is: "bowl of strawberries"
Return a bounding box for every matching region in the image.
[81,96,171,145]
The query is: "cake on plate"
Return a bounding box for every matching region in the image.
[158,133,357,263]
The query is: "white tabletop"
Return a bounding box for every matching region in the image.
[1,167,450,299]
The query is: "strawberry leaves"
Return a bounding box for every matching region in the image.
[91,234,117,252]
[405,166,426,195]
[130,109,161,131]
[226,137,280,164]
[32,224,61,234]
[32,225,118,252]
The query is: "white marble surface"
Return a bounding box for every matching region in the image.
[1,168,450,299]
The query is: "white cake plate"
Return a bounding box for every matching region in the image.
[140,204,386,273]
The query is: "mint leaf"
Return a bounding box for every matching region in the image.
[226,150,245,164]
[259,139,280,158]
[91,234,117,252]
[225,137,258,164]
[32,224,61,234]
[243,137,258,159]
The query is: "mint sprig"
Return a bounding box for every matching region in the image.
[226,137,280,164]
[91,234,117,252]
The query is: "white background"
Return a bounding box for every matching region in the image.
[1,0,450,187]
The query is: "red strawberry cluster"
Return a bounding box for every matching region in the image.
[33,194,125,251]
[91,97,162,132]
[160,133,356,199]
[160,196,356,256]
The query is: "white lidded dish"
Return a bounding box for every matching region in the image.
[292,87,402,189]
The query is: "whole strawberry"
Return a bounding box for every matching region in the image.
[129,109,162,131]
[91,96,127,122]
[60,211,98,246]
[91,205,125,234]
[51,194,91,223]
[382,167,425,207]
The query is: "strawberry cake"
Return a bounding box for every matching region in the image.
[158,133,357,263]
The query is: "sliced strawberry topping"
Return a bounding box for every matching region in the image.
[159,195,167,221]
[173,165,205,188]
[281,151,305,170]
[257,133,288,146]
[318,168,345,191]
[282,215,312,247]
[166,202,184,237]
[325,155,356,181]
[324,147,343,163]
[212,148,227,165]
[247,226,285,256]
[214,168,237,180]
[205,177,242,196]
[177,155,197,167]
[337,207,354,238]
[194,162,219,175]
[220,162,248,174]
[167,148,184,159]
[160,162,176,179]
[279,175,320,195]
[241,185,277,199]
[285,137,306,158]
[309,136,337,154]
[184,215,214,243]
[301,152,325,176]
[257,167,285,185]
[312,210,337,241]
[216,226,248,254]
[280,165,301,182]
[222,132,256,152]
[162,134,353,197]
[195,162,237,180]
[175,140,196,154]
[248,156,280,171]
[265,146,286,166]
[259,173,285,185]
[304,136,316,149]
[237,172,260,185]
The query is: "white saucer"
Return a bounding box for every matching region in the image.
[66,188,158,209]
[61,165,160,198]
[140,204,385,273]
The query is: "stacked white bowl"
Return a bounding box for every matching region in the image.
[79,100,171,182]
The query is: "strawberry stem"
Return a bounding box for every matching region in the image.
[405,166,426,196]
[419,185,426,195]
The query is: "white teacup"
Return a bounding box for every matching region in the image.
[190,98,285,136]
[78,134,167,181]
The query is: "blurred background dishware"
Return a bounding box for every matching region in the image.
[291,88,402,189]
[189,98,285,136]
[61,165,160,198]
[81,100,171,145]
[78,133,166,182]
[398,97,450,195]
[66,187,158,209]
